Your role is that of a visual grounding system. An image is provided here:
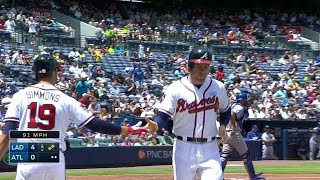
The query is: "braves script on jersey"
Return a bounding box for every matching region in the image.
[4,83,94,180]
[159,76,229,138]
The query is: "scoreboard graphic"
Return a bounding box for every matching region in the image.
[9,131,60,164]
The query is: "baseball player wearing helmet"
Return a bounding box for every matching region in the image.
[0,54,158,180]
[220,92,264,180]
[309,121,320,160]
[151,47,231,180]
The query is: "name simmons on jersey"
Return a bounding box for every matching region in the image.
[176,96,219,113]
[26,90,60,102]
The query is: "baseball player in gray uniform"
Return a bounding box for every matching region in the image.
[309,121,320,160]
[151,47,231,180]
[220,92,264,180]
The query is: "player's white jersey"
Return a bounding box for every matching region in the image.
[158,76,229,138]
[4,83,94,151]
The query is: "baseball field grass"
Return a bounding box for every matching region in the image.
[0,161,319,180]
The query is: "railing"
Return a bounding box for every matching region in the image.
[1,28,317,61]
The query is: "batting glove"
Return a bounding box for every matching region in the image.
[127,126,148,135]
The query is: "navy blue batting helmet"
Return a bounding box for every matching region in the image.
[33,54,62,74]
[236,92,248,102]
[188,47,212,70]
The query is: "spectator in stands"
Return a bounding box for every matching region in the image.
[73,128,86,138]
[108,136,120,146]
[114,45,125,56]
[128,101,142,116]
[125,80,137,96]
[56,75,70,91]
[133,138,145,146]
[143,65,153,80]
[246,125,260,140]
[86,136,99,147]
[215,65,225,82]
[92,48,103,62]
[288,64,298,77]
[41,46,50,55]
[75,74,91,98]
[270,107,283,120]
[113,72,125,86]
[27,16,38,46]
[132,64,143,88]
[261,125,278,160]
[11,49,23,64]
[280,107,290,120]
[292,51,301,62]
[296,107,307,120]
[4,16,16,32]
[121,136,132,146]
[161,131,173,146]
[273,85,288,106]
[68,48,80,63]
[109,82,121,95]
[88,99,101,116]
[148,137,159,146]
[151,74,165,87]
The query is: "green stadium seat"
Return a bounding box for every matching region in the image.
[68,138,82,148]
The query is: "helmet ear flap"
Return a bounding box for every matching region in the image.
[188,62,194,71]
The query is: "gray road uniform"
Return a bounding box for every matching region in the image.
[309,123,320,160]
[220,103,264,180]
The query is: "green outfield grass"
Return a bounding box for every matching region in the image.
[1,162,320,180]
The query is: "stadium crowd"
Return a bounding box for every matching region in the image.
[0,1,320,148]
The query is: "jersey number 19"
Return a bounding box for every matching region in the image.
[27,102,56,130]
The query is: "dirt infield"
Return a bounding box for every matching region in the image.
[68,174,320,180]
[67,161,320,180]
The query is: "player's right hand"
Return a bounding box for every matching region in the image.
[231,124,237,135]
[145,117,158,134]
[219,125,228,144]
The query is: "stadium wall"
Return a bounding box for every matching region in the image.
[301,26,320,44]
[51,11,81,46]
[0,141,261,172]
[80,22,97,47]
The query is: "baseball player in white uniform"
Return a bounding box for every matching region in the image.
[150,47,231,180]
[0,54,158,180]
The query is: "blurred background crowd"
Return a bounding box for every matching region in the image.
[0,0,320,149]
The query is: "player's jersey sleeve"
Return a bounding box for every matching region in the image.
[231,104,244,120]
[66,97,94,128]
[158,83,176,117]
[3,91,22,122]
[216,80,230,113]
